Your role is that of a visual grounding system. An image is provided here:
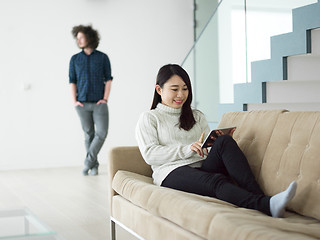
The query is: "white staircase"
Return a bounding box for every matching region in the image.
[247,28,320,111]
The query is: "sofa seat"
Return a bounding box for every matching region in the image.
[112,170,320,240]
[209,212,320,240]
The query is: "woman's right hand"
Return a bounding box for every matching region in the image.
[191,132,207,158]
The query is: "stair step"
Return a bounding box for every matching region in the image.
[270,31,306,59]
[247,102,320,111]
[312,28,320,54]
[266,80,320,103]
[292,1,320,33]
[251,58,283,83]
[287,54,320,81]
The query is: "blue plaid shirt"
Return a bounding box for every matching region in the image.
[69,50,113,102]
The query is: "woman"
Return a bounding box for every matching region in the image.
[136,64,297,217]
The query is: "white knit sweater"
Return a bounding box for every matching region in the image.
[135,103,210,186]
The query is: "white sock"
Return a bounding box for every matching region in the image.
[270,181,297,218]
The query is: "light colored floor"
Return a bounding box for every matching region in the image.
[0,165,138,240]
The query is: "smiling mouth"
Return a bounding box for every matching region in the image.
[175,100,183,104]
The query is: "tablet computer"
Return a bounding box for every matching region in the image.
[201,127,236,148]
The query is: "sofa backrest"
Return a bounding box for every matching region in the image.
[218,110,286,178]
[258,111,320,220]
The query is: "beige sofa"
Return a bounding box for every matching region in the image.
[108,110,320,240]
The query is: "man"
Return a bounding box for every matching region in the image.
[69,25,113,176]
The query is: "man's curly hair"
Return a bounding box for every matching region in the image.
[72,25,100,49]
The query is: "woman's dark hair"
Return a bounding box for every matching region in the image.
[151,64,196,131]
[72,25,100,49]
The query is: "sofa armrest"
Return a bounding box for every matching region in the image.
[107,146,153,212]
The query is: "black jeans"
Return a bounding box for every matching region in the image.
[161,135,271,215]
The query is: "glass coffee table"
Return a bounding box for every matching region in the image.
[0,208,63,239]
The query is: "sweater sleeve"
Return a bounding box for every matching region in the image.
[135,112,195,166]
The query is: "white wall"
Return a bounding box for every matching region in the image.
[0,0,194,170]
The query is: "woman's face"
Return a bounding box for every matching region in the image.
[156,75,189,109]
[76,32,88,49]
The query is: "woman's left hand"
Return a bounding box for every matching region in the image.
[210,128,236,141]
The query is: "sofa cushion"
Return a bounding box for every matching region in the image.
[209,212,320,240]
[112,170,320,239]
[112,170,239,239]
[112,195,205,240]
[259,112,320,220]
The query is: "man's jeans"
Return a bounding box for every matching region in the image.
[75,103,109,169]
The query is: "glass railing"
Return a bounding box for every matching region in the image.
[194,0,221,40]
[182,0,317,127]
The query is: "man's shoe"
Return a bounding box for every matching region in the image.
[82,166,90,176]
[89,167,98,176]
